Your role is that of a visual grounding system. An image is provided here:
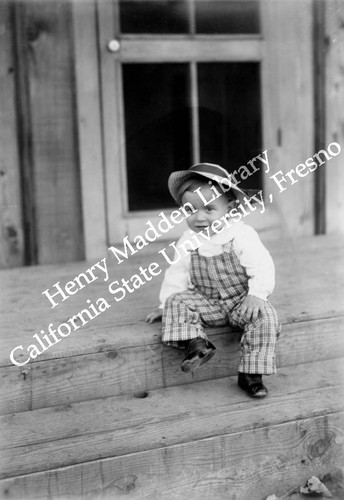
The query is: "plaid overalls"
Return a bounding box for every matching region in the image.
[162,241,280,374]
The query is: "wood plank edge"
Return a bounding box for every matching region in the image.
[1,313,343,368]
[1,411,343,489]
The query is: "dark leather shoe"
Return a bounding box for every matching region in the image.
[238,373,268,398]
[180,338,216,373]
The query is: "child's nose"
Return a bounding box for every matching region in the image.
[195,209,206,221]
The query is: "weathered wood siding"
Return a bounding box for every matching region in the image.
[0,0,344,269]
[11,0,84,266]
[326,0,344,233]
[0,2,24,268]
[72,0,107,260]
[261,0,314,238]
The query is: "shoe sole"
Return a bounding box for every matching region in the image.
[181,348,216,373]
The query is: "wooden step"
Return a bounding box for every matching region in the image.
[1,358,344,499]
[0,234,343,415]
[1,315,344,416]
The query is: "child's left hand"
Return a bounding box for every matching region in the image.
[145,308,163,323]
[238,295,266,322]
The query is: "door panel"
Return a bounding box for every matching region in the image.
[98,0,313,243]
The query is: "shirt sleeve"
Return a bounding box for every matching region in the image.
[158,232,192,309]
[233,225,275,301]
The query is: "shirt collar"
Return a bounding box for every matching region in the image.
[188,220,244,247]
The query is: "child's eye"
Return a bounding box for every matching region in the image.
[186,208,197,216]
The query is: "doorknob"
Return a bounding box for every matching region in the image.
[107,39,121,52]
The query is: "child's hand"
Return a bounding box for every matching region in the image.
[146,308,163,323]
[238,295,266,322]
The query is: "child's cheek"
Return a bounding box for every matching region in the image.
[186,217,194,229]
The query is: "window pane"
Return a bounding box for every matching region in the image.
[123,64,192,211]
[195,0,260,34]
[120,1,189,34]
[198,63,262,190]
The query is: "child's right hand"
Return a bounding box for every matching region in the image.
[146,308,163,323]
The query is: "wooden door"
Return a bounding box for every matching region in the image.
[98,0,314,244]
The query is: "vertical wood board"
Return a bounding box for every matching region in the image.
[325,0,344,233]
[72,0,107,259]
[97,0,128,243]
[18,1,84,264]
[0,2,24,268]
[261,0,315,238]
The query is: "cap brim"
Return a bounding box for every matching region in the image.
[168,169,257,204]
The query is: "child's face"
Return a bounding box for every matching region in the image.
[182,184,233,235]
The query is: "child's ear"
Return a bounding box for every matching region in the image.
[227,199,237,210]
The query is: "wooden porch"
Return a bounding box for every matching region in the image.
[0,234,343,499]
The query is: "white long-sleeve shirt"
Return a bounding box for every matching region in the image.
[159,221,275,309]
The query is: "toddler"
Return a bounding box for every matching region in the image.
[146,163,280,398]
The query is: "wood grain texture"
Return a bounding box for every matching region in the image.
[0,235,343,413]
[261,0,314,238]
[1,359,343,480]
[325,0,344,234]
[119,38,262,62]
[0,411,343,498]
[0,315,343,415]
[97,0,127,244]
[16,1,83,264]
[2,412,343,500]
[72,0,107,260]
[0,235,343,364]
[313,0,326,234]
[0,2,24,268]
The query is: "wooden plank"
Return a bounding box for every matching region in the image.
[0,234,343,368]
[0,397,344,500]
[261,0,314,237]
[0,2,24,268]
[118,38,262,62]
[0,409,343,496]
[1,358,343,479]
[1,414,343,500]
[72,0,107,259]
[12,1,37,265]
[325,0,344,234]
[0,315,343,415]
[97,0,127,244]
[1,413,343,500]
[17,1,83,264]
[313,0,327,234]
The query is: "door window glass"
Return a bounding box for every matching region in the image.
[195,1,259,34]
[119,1,189,34]
[122,62,262,211]
[123,63,192,211]
[119,0,260,35]
[198,62,262,190]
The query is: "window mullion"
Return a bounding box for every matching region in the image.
[190,61,200,164]
[188,0,196,35]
